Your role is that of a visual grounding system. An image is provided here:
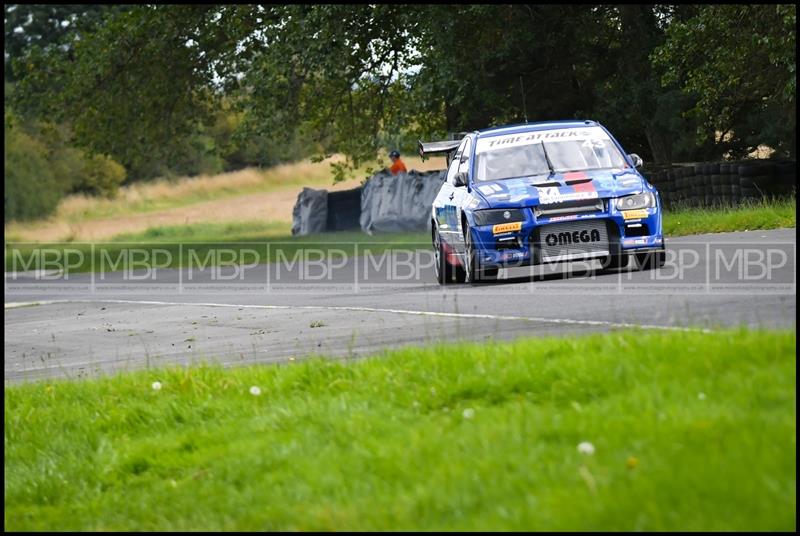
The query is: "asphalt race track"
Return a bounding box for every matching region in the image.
[5,228,796,382]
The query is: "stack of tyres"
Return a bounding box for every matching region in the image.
[720,162,739,206]
[760,161,777,196]
[738,161,771,202]
[664,168,675,207]
[705,163,724,206]
[684,166,694,206]
[681,167,695,207]
[693,164,706,208]
[679,166,689,207]
[660,169,673,208]
[773,161,796,196]
[678,167,690,207]
[671,167,684,206]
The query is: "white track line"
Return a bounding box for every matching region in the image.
[5,298,711,333]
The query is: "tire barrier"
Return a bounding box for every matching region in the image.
[291,186,363,236]
[325,188,362,232]
[292,169,447,236]
[641,159,795,210]
[291,187,329,236]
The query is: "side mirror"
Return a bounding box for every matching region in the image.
[629,153,644,168]
[454,171,468,187]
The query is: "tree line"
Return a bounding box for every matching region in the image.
[4,4,795,221]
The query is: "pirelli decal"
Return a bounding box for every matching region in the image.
[492,222,522,235]
[622,209,648,220]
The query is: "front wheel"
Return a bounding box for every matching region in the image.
[433,226,465,284]
[600,253,628,272]
[464,226,497,283]
[635,248,666,270]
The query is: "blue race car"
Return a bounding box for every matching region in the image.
[419,120,665,284]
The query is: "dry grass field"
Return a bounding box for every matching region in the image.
[5,154,446,242]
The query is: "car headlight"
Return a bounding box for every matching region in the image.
[615,192,655,211]
[473,208,526,226]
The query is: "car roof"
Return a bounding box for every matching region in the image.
[475,120,600,139]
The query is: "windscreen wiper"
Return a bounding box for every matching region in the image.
[541,141,556,176]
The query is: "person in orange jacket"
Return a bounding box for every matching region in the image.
[389,150,408,175]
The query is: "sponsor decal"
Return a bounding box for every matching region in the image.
[622,209,648,220]
[538,186,599,205]
[623,237,654,246]
[544,228,601,246]
[618,176,640,184]
[436,205,459,229]
[479,183,510,197]
[545,213,601,222]
[546,215,580,222]
[466,196,482,210]
[492,222,522,235]
[502,251,525,261]
[476,126,611,153]
[504,179,531,203]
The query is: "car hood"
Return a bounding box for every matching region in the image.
[472,169,646,209]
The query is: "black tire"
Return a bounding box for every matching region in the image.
[433,226,463,285]
[463,226,497,283]
[739,163,772,177]
[600,253,628,272]
[636,249,666,271]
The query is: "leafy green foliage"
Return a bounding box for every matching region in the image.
[4,111,127,220]
[5,4,796,190]
[3,4,125,80]
[653,4,796,158]
[4,113,64,221]
[79,154,127,198]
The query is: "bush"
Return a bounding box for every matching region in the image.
[35,121,126,197]
[4,115,66,222]
[79,153,126,198]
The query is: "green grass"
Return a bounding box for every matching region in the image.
[662,197,795,236]
[4,329,796,531]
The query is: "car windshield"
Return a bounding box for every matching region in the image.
[474,127,628,182]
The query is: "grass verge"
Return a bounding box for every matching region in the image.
[4,329,796,531]
[662,197,795,236]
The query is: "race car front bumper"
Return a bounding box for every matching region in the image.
[470,203,663,268]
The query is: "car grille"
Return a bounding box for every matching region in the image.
[536,220,610,262]
[534,198,605,218]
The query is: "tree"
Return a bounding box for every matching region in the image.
[12,5,263,179]
[4,4,124,80]
[653,4,796,158]
[10,3,795,188]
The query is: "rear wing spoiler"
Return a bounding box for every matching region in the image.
[418,139,462,166]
